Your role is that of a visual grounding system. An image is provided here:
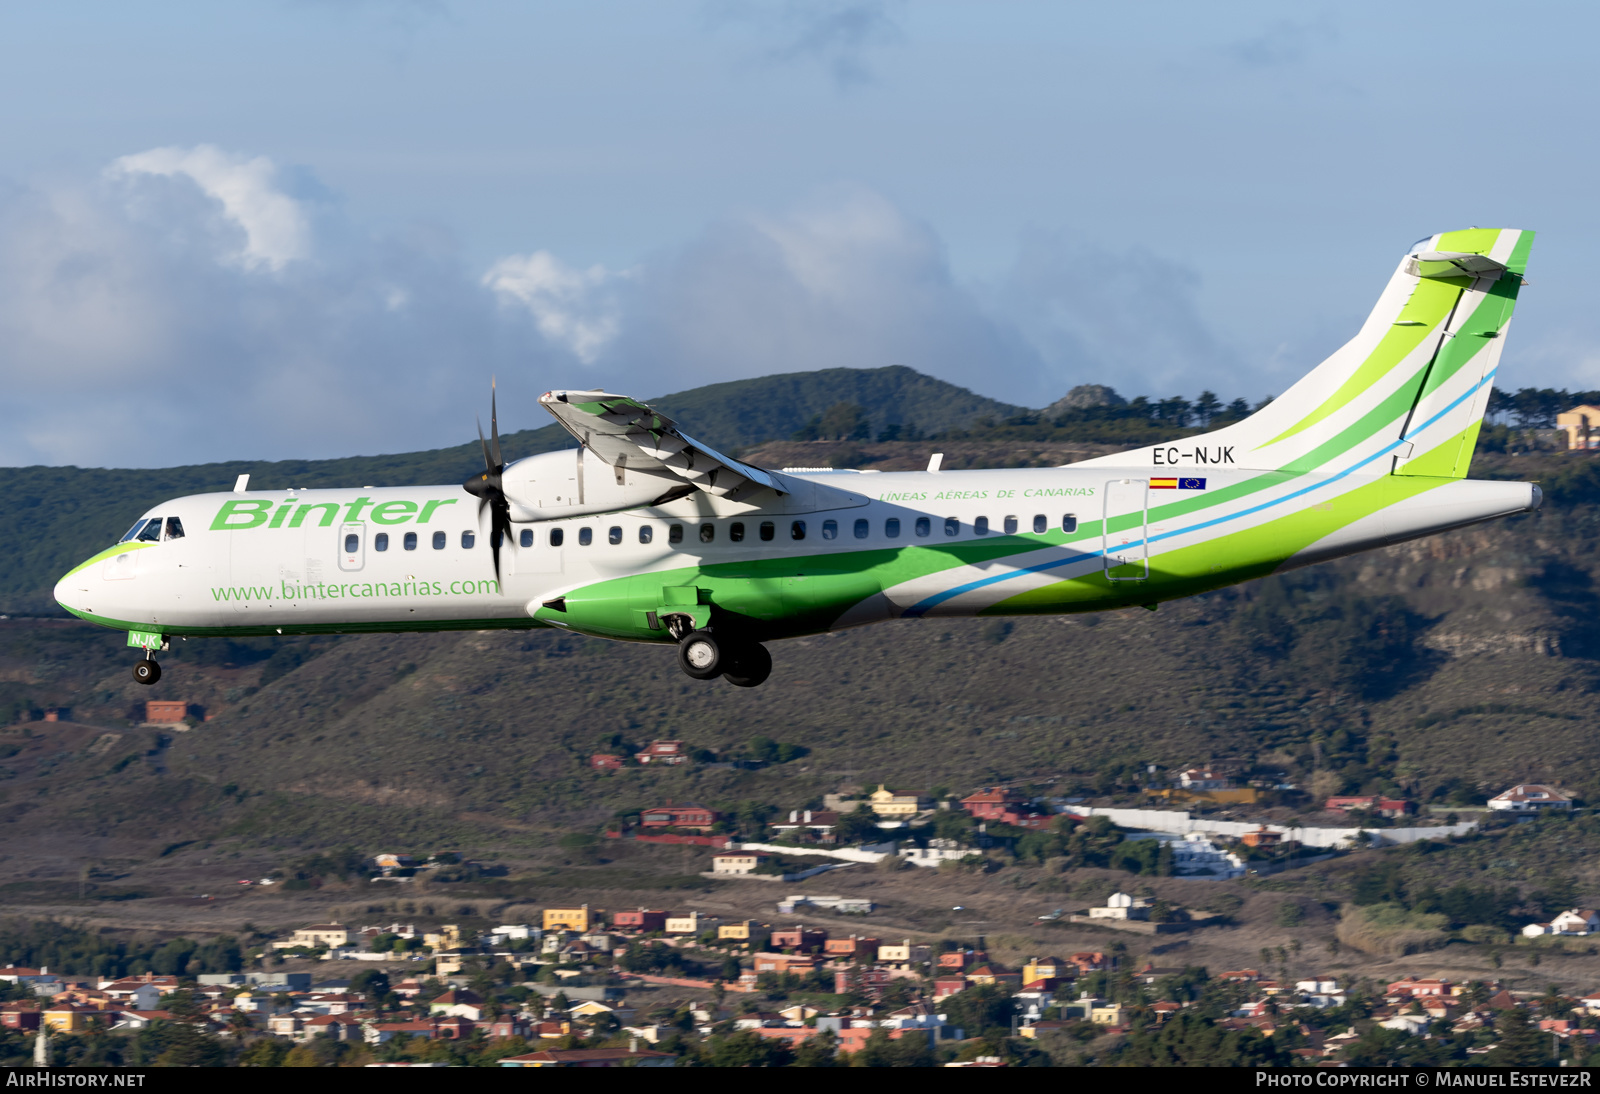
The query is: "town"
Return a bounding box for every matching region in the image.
[1,763,1592,1067]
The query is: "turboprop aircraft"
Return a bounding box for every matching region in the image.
[55,228,1540,689]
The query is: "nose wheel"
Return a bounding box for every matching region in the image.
[132,655,162,686]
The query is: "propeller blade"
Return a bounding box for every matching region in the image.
[476,417,494,473]
[490,377,503,469]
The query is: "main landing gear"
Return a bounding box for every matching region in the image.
[675,628,773,688]
[132,653,162,686]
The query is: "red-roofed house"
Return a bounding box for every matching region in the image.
[611,909,668,933]
[635,740,688,765]
[640,802,717,831]
[1489,784,1574,812]
[961,787,1028,820]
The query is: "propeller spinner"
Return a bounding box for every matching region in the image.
[463,379,515,582]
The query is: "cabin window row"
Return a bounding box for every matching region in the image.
[364,530,475,552]
[527,513,1078,547]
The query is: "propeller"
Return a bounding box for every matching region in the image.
[463,378,514,582]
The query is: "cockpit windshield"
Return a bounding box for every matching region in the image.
[165,517,185,540]
[119,519,149,543]
[136,519,163,542]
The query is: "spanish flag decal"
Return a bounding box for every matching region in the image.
[1150,477,1206,490]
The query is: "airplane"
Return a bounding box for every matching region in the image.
[54,228,1539,689]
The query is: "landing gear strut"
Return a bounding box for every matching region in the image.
[132,653,161,686]
[673,628,772,687]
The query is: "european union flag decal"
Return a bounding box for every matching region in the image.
[1178,477,1207,490]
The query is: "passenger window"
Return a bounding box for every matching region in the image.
[730,522,745,542]
[885,518,901,538]
[578,527,593,546]
[1033,514,1047,534]
[550,528,564,547]
[974,516,990,536]
[639,526,653,544]
[462,531,476,549]
[821,520,838,540]
[344,533,360,553]
[609,526,623,545]
[137,519,163,542]
[375,533,389,552]
[915,517,931,538]
[668,524,684,544]
[854,519,869,539]
[165,517,185,540]
[432,531,446,550]
[759,521,775,541]
[520,529,534,548]
[404,532,418,551]
[791,520,807,540]
[1063,514,1078,533]
[944,517,960,537]
[699,523,714,543]
[1003,515,1018,535]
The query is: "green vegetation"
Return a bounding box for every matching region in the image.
[0,919,243,978]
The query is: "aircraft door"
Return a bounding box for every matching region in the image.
[1102,479,1149,581]
[338,522,366,572]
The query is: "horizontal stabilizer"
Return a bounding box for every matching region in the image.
[1412,251,1508,280]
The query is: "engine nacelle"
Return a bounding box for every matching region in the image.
[501,448,691,522]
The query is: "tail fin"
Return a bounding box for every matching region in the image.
[1077,228,1533,479]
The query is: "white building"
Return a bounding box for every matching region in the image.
[1488,784,1573,812]
[900,839,978,868]
[1178,768,1230,791]
[1089,892,1150,920]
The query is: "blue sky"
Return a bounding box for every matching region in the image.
[2,1,1596,466]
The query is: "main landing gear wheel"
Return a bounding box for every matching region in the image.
[676,630,725,680]
[723,643,772,688]
[132,658,162,686]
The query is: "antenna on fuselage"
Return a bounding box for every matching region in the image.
[927,453,943,473]
[233,474,250,493]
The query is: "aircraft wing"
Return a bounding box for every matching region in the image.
[539,390,784,501]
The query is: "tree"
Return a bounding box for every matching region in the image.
[793,1029,839,1067]
[941,984,1014,1037]
[1487,1007,1552,1067]
[851,1029,934,1067]
[349,968,390,1002]
[707,1031,795,1067]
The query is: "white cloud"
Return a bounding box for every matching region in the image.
[108,145,311,271]
[0,148,1256,468]
[482,251,624,364]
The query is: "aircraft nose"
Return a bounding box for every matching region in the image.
[54,560,96,617]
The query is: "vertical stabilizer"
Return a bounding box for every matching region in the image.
[1074,229,1533,480]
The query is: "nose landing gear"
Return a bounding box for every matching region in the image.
[132,654,162,686]
[672,627,773,688]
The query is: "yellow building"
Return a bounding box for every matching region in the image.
[1022,957,1067,984]
[877,939,931,965]
[665,911,717,935]
[43,1004,96,1033]
[718,920,760,941]
[1091,1003,1125,1025]
[869,785,930,818]
[1559,405,1600,450]
[543,905,592,932]
[291,923,352,948]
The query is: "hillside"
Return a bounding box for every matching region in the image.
[0,366,1021,615]
[2,449,1599,868]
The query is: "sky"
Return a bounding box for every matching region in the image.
[3,0,1599,467]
